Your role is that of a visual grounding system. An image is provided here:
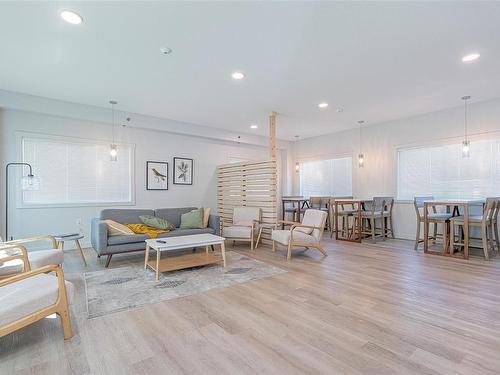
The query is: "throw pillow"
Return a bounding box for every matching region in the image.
[104,219,135,236]
[139,215,175,231]
[180,208,204,229]
[203,207,211,228]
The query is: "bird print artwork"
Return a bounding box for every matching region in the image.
[152,168,166,182]
[147,162,168,190]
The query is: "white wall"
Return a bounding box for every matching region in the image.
[293,98,500,240]
[0,108,289,248]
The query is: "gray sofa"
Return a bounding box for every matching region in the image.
[91,207,220,267]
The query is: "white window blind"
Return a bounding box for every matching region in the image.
[22,136,134,206]
[398,139,500,200]
[299,157,352,196]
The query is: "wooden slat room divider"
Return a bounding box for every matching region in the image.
[217,160,277,244]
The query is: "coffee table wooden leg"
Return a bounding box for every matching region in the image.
[206,245,209,254]
[60,241,64,251]
[74,239,87,266]
[156,249,161,281]
[221,241,226,267]
[144,244,150,269]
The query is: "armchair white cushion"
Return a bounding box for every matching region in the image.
[222,207,262,250]
[0,273,74,327]
[272,209,328,260]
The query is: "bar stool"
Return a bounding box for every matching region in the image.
[413,196,452,251]
[381,197,395,239]
[450,198,497,260]
[360,197,385,243]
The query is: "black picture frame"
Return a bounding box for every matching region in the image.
[173,157,193,185]
[146,161,168,190]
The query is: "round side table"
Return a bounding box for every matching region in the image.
[54,234,87,266]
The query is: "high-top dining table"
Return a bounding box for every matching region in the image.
[281,196,310,223]
[423,199,485,259]
[333,198,373,243]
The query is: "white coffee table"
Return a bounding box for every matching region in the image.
[144,233,226,280]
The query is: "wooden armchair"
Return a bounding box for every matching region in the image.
[0,244,31,279]
[0,257,73,339]
[1,235,63,278]
[222,207,262,250]
[272,209,328,260]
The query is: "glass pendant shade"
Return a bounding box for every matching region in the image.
[21,175,41,191]
[461,140,470,158]
[110,144,118,161]
[358,153,364,168]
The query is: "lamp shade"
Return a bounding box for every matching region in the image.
[21,175,41,191]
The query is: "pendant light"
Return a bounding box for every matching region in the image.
[358,120,365,168]
[461,96,471,158]
[109,100,118,161]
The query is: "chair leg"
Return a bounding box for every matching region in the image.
[381,218,386,241]
[414,220,421,250]
[481,226,490,260]
[58,308,73,339]
[494,221,500,253]
[389,216,395,238]
[371,218,376,243]
[315,243,327,256]
[256,228,263,249]
[432,222,437,243]
[105,254,113,268]
[272,240,276,252]
[251,234,254,251]
[287,240,292,260]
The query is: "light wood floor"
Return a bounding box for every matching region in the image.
[2,238,500,375]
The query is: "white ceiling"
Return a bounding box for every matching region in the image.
[0,1,499,140]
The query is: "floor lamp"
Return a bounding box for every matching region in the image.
[5,162,40,241]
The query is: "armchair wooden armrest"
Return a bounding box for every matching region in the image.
[0,264,59,287]
[278,220,301,226]
[290,223,321,231]
[5,235,57,249]
[0,244,30,272]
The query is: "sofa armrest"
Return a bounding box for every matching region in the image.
[208,214,221,236]
[91,218,108,254]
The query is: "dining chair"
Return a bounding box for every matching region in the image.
[309,197,331,232]
[333,197,357,239]
[491,198,500,252]
[413,196,452,250]
[282,196,302,222]
[360,197,385,243]
[272,209,328,260]
[449,197,497,260]
[381,197,395,239]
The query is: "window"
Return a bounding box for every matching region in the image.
[397,139,500,200]
[22,136,134,206]
[299,157,352,196]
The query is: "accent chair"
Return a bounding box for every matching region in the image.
[222,207,262,250]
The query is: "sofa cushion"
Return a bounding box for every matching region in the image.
[157,228,215,238]
[180,208,204,229]
[108,234,149,245]
[100,209,155,224]
[139,215,175,230]
[104,219,135,236]
[0,273,74,327]
[154,207,197,228]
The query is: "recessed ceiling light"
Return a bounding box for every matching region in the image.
[462,53,480,62]
[60,10,83,25]
[318,102,329,109]
[232,72,245,80]
[250,124,258,129]
[160,47,172,55]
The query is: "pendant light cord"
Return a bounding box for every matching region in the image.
[464,99,467,141]
[111,102,115,144]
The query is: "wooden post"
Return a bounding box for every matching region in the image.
[269,111,276,160]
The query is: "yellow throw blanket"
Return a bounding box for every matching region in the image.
[125,224,169,239]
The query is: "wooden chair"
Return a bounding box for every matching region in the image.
[328,196,353,238]
[0,254,73,339]
[309,197,331,232]
[221,207,262,250]
[450,198,497,260]
[1,235,62,278]
[360,197,386,243]
[282,196,302,222]
[381,197,395,239]
[413,196,452,250]
[332,196,356,238]
[272,209,328,260]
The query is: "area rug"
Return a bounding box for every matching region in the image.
[84,252,285,318]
